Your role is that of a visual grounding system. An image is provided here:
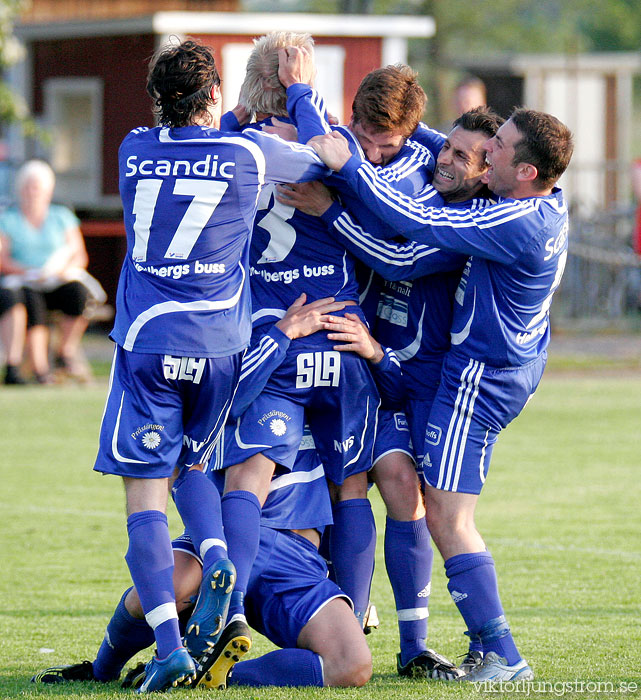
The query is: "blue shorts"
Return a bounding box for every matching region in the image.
[372,409,414,466]
[405,397,436,465]
[422,352,546,495]
[173,527,350,649]
[94,345,242,478]
[223,332,380,485]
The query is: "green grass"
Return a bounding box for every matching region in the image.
[0,371,640,699]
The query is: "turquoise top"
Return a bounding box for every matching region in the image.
[0,204,79,269]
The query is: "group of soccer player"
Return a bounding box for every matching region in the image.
[31,30,573,693]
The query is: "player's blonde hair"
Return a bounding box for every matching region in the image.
[240,31,314,118]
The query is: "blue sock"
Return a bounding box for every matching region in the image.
[445,551,521,665]
[173,468,227,572]
[385,516,432,666]
[221,490,261,618]
[318,526,336,582]
[92,587,155,681]
[468,635,484,654]
[125,511,181,659]
[330,498,376,625]
[228,649,323,687]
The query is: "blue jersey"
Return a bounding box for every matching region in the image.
[224,116,359,330]
[286,83,442,217]
[319,200,493,398]
[412,122,447,163]
[334,155,569,367]
[113,124,327,357]
[286,82,442,326]
[229,325,291,419]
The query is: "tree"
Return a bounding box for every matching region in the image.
[0,0,39,138]
[406,0,641,124]
[285,0,641,122]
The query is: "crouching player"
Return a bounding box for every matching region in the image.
[31,437,371,690]
[31,295,378,689]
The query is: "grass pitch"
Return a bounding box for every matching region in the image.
[0,364,639,699]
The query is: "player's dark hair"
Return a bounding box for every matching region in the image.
[453,105,504,139]
[510,107,574,189]
[147,39,221,127]
[352,64,426,137]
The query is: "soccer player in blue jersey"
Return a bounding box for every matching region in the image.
[273,54,441,651]
[216,34,437,656]
[280,105,504,678]
[310,108,574,681]
[278,48,479,678]
[92,38,328,692]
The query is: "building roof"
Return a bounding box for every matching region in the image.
[16,11,435,40]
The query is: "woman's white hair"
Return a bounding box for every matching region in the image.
[16,159,55,193]
[240,31,314,118]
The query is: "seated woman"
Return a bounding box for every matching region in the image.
[0,160,104,383]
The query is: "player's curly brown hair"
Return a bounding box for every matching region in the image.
[146,39,221,127]
[351,64,426,137]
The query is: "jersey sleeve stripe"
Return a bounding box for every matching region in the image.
[335,211,441,266]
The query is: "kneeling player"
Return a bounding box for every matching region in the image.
[31,431,371,690]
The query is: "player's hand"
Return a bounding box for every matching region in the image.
[263,117,299,142]
[278,46,315,88]
[276,293,347,340]
[229,102,250,126]
[309,131,352,171]
[323,312,384,363]
[276,181,334,217]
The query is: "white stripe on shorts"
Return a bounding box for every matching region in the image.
[437,359,484,491]
[479,428,491,486]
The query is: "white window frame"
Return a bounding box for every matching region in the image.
[43,76,103,206]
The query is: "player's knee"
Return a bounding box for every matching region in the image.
[377,460,423,519]
[323,645,372,687]
[333,471,368,501]
[124,587,144,619]
[424,496,476,551]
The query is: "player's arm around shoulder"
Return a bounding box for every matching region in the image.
[243,127,329,185]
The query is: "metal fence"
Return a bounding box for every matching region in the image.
[556,207,641,321]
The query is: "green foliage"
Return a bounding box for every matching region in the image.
[291,0,641,123]
[0,0,42,138]
[354,0,641,54]
[0,364,640,698]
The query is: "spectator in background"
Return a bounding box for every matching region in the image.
[437,75,488,136]
[453,75,487,116]
[0,160,103,383]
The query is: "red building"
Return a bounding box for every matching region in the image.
[12,7,433,306]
